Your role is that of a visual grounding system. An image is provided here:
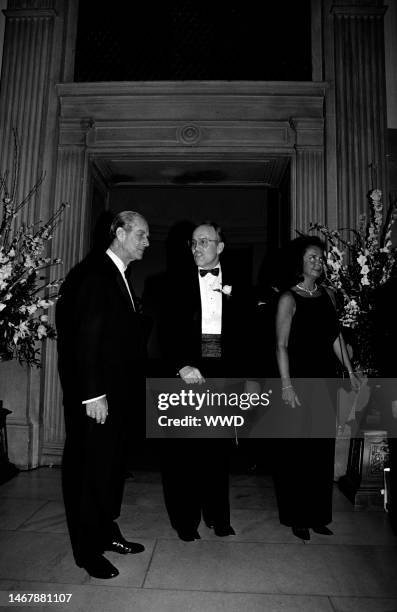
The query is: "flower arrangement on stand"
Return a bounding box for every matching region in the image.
[0,133,67,366]
[310,189,397,375]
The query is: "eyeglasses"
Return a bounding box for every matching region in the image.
[304,254,325,264]
[189,238,219,249]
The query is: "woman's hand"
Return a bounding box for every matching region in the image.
[282,384,301,408]
[348,371,362,393]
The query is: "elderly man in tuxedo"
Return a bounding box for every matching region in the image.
[161,221,256,541]
[57,211,149,579]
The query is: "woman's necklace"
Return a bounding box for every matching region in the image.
[296,283,318,296]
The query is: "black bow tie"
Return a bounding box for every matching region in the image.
[199,268,220,277]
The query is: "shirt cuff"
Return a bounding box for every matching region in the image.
[82,394,106,405]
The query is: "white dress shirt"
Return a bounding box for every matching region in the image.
[198,264,222,334]
[105,248,135,310]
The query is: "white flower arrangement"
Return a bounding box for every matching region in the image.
[310,188,397,374]
[0,131,68,365]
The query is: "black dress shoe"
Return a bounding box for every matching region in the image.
[80,555,119,579]
[213,525,236,537]
[177,530,201,542]
[312,525,333,535]
[292,526,310,541]
[105,538,145,554]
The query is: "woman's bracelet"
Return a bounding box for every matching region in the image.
[282,385,293,390]
[348,370,353,375]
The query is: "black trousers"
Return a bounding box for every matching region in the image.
[161,439,232,533]
[62,403,128,565]
[161,357,237,534]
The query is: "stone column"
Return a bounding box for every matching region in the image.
[0,3,57,193]
[290,118,325,234]
[0,0,78,468]
[41,143,90,464]
[293,148,325,233]
[331,0,388,229]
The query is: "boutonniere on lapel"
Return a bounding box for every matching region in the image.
[213,284,232,297]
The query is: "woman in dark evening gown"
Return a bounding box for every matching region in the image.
[273,236,360,541]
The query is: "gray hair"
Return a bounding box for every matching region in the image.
[110,211,145,241]
[195,220,225,244]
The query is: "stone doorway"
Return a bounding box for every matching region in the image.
[40,81,326,466]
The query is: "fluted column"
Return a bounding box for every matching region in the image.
[0,2,56,223]
[332,1,388,229]
[289,118,325,235]
[42,145,90,463]
[293,148,325,234]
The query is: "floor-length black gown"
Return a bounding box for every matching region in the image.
[273,287,340,528]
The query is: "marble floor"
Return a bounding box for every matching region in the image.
[0,466,397,612]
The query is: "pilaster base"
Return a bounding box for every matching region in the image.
[7,421,36,470]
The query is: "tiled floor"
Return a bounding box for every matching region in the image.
[0,467,396,612]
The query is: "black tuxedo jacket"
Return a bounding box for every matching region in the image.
[167,262,256,378]
[56,251,146,413]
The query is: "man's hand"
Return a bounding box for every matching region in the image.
[85,397,108,424]
[179,366,205,384]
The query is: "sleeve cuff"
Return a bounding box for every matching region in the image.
[82,394,106,405]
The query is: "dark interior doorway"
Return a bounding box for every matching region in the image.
[89,163,291,470]
[106,182,289,357]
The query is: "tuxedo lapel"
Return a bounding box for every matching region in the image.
[105,256,136,311]
[191,271,202,323]
[220,265,234,338]
[117,272,135,310]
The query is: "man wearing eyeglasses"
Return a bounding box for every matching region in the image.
[179,222,226,382]
[161,221,257,542]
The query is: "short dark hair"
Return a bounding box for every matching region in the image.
[277,234,326,290]
[109,211,145,242]
[194,220,225,244]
